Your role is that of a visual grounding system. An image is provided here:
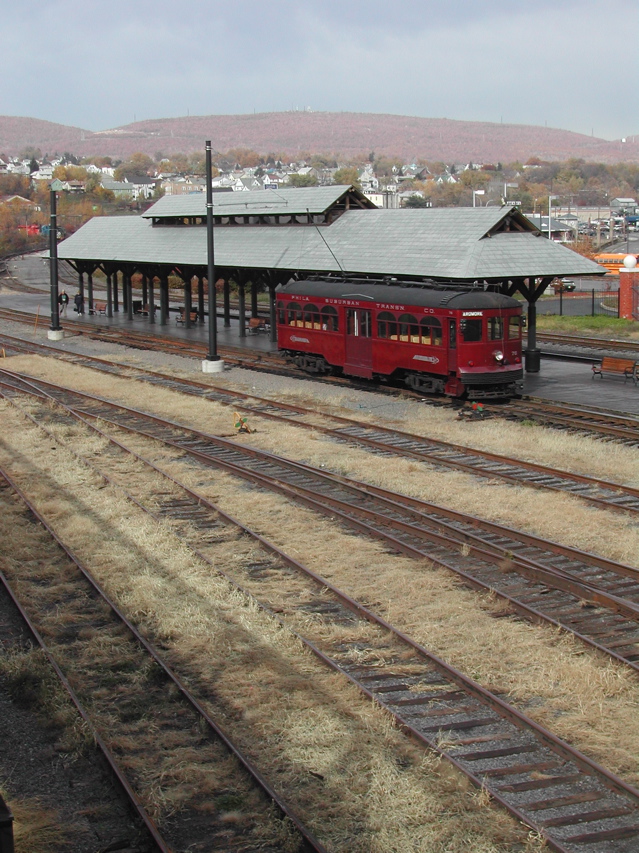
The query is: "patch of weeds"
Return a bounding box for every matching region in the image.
[215,792,244,811]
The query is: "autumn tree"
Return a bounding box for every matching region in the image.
[287,173,318,187]
[372,156,403,178]
[53,165,88,181]
[332,166,360,189]
[0,174,32,199]
[403,196,431,208]
[82,155,113,168]
[225,148,263,168]
[458,170,491,190]
[114,152,155,182]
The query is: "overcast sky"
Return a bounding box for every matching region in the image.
[2,0,636,140]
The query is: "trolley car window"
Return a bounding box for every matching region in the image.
[460,318,482,342]
[398,313,419,342]
[347,309,372,337]
[303,304,321,329]
[277,300,286,325]
[286,301,303,326]
[321,305,339,331]
[488,317,504,340]
[377,311,398,339]
[508,316,522,339]
[420,317,442,345]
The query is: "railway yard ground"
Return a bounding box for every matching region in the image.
[1,256,639,851]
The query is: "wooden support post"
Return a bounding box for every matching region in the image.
[106,273,113,318]
[77,270,85,314]
[149,276,155,324]
[160,274,168,326]
[269,282,277,343]
[223,278,231,327]
[87,272,94,315]
[126,272,133,321]
[251,280,258,318]
[113,271,119,311]
[142,274,148,307]
[198,276,205,323]
[185,277,193,328]
[238,277,246,338]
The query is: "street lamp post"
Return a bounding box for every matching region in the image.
[472,189,485,207]
[548,195,557,240]
[202,140,224,374]
[47,187,64,341]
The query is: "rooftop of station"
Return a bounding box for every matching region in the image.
[57,187,604,284]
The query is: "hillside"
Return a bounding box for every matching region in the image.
[1,112,638,164]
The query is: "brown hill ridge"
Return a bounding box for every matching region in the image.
[1,112,638,164]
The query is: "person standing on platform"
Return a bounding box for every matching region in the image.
[74,292,83,314]
[58,290,69,316]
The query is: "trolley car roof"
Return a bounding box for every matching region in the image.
[276,279,522,309]
[56,187,603,283]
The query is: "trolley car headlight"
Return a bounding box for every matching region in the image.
[494,350,504,363]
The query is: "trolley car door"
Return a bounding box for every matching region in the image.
[448,319,458,371]
[344,308,373,378]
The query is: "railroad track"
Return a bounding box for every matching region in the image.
[4,366,639,668]
[1,314,638,451]
[0,307,290,370]
[1,332,638,513]
[3,368,639,671]
[4,379,639,851]
[0,468,326,853]
[536,333,639,356]
[502,399,639,446]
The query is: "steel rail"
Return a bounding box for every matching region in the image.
[0,360,637,598]
[0,459,327,853]
[0,472,171,853]
[5,388,639,851]
[3,368,639,665]
[536,333,639,355]
[3,327,638,455]
[1,354,639,517]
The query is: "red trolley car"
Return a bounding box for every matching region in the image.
[276,279,524,399]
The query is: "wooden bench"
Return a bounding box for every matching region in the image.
[90,300,107,315]
[135,304,157,317]
[176,309,198,325]
[592,357,638,385]
[247,317,270,335]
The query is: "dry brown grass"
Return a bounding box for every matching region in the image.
[0,399,540,851]
[46,400,639,791]
[6,796,68,853]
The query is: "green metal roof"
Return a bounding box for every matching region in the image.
[57,204,604,281]
[143,184,373,219]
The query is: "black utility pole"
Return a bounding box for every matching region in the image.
[49,188,61,332]
[205,140,220,363]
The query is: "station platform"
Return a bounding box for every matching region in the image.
[1,255,638,417]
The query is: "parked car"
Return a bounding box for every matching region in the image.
[551,278,576,293]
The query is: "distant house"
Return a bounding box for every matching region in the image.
[398,190,427,206]
[101,180,135,199]
[128,177,156,200]
[296,166,319,180]
[359,167,378,192]
[525,214,576,242]
[239,176,263,191]
[0,195,40,213]
[363,191,400,209]
[610,197,637,213]
[162,177,205,195]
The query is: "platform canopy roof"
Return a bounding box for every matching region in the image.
[143,184,375,220]
[57,187,604,286]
